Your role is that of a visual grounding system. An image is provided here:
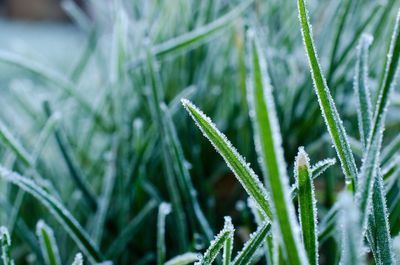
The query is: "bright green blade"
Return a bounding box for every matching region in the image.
[36,221,61,265]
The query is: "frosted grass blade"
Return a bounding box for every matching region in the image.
[36,220,61,265]
[0,227,14,265]
[165,253,200,265]
[222,217,234,265]
[195,216,234,265]
[297,0,358,189]
[71,253,83,265]
[106,200,157,257]
[232,222,271,265]
[295,148,318,265]
[353,34,373,148]
[127,0,254,68]
[0,167,103,263]
[338,192,365,265]
[246,31,308,265]
[0,120,33,167]
[157,202,171,265]
[181,99,272,219]
[310,158,336,179]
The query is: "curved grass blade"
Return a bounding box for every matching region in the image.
[338,192,365,265]
[0,166,103,263]
[36,220,61,265]
[165,253,200,265]
[246,31,308,265]
[0,51,109,131]
[71,253,83,265]
[310,158,336,179]
[232,222,271,265]
[127,0,254,68]
[353,34,373,148]
[0,227,14,265]
[195,216,234,265]
[106,199,157,258]
[157,202,171,265]
[295,148,318,265]
[0,120,33,167]
[297,0,358,189]
[181,99,272,219]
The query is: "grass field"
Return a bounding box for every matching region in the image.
[0,0,399,264]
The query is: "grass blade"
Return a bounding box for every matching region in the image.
[181,99,272,219]
[295,148,318,265]
[381,134,400,166]
[165,253,200,265]
[338,192,365,265]
[310,158,336,179]
[0,227,14,265]
[106,199,157,258]
[195,216,234,265]
[232,222,271,265]
[157,202,171,265]
[297,0,358,189]
[353,34,373,148]
[36,220,61,265]
[0,166,103,263]
[0,120,33,167]
[246,31,308,264]
[127,0,254,68]
[222,217,234,265]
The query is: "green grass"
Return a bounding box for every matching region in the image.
[0,0,399,264]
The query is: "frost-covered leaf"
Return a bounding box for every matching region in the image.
[246,30,309,265]
[36,220,61,265]
[295,148,318,265]
[0,166,103,263]
[182,99,273,219]
[232,222,271,265]
[222,217,234,265]
[353,34,373,148]
[195,216,234,265]
[0,227,14,265]
[71,253,83,265]
[297,0,358,188]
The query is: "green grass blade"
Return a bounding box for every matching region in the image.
[381,134,400,166]
[195,216,234,265]
[146,51,212,241]
[0,120,33,167]
[157,202,171,265]
[232,222,271,265]
[338,192,365,265]
[106,199,157,258]
[71,253,83,265]
[295,148,318,265]
[43,101,98,211]
[246,31,308,265]
[310,158,336,179]
[0,167,103,263]
[222,217,234,265]
[36,220,61,265]
[165,253,200,265]
[353,34,373,148]
[181,99,272,220]
[127,0,254,68]
[0,227,14,265]
[297,0,358,189]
